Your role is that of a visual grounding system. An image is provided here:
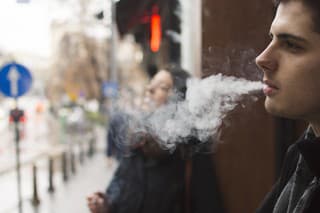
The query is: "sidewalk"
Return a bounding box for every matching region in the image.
[1,151,117,213]
[0,122,118,213]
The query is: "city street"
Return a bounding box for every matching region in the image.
[0,98,116,213]
[0,151,117,213]
[0,0,285,212]
[0,152,116,213]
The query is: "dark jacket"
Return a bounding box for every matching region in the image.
[106,112,132,159]
[106,150,185,213]
[256,128,320,213]
[105,112,225,213]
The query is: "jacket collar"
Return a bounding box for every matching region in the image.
[297,126,320,178]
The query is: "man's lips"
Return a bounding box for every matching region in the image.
[263,80,279,96]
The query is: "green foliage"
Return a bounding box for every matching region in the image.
[84,110,108,126]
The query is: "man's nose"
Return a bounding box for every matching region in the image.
[146,85,154,94]
[255,45,278,73]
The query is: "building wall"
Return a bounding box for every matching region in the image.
[201,0,276,212]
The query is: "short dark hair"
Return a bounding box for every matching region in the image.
[170,68,190,99]
[147,64,158,77]
[274,0,320,33]
[162,65,190,100]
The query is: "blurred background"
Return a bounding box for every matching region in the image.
[0,0,308,213]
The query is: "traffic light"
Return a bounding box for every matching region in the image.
[150,6,161,52]
[10,108,25,123]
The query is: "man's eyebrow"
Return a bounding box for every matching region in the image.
[277,33,308,44]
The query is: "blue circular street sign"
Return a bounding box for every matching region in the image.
[0,62,33,98]
[102,81,118,98]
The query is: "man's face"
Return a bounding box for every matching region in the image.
[256,1,320,122]
[143,70,173,108]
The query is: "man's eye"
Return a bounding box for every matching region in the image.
[160,87,170,92]
[283,40,303,52]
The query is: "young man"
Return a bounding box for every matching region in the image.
[256,0,320,212]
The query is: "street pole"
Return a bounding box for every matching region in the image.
[180,0,202,77]
[0,61,33,213]
[110,0,118,85]
[14,99,23,213]
[109,0,118,108]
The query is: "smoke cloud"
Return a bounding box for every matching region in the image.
[144,74,263,150]
[109,74,263,153]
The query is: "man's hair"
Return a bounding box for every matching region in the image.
[162,65,190,100]
[274,0,320,33]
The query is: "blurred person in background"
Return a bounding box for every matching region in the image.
[87,67,224,213]
[256,0,320,212]
[105,111,130,164]
[105,88,136,165]
[105,73,150,165]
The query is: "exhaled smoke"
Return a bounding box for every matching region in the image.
[166,30,181,43]
[109,74,263,154]
[143,74,263,151]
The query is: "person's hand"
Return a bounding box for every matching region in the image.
[87,192,109,213]
[130,131,148,149]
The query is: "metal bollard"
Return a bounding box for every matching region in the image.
[87,139,93,157]
[61,152,68,182]
[92,136,97,154]
[31,164,40,206]
[79,143,84,165]
[87,139,94,158]
[48,157,55,193]
[70,151,76,174]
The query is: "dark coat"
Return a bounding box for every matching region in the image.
[106,151,185,213]
[105,112,225,213]
[256,129,320,213]
[106,112,132,159]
